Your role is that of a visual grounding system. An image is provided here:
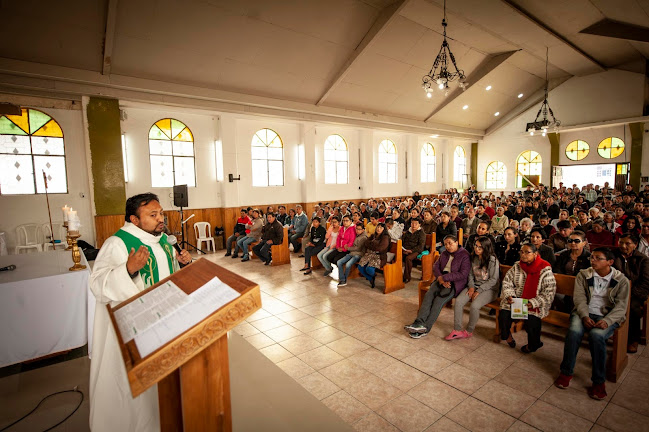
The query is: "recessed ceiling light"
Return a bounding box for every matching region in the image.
[518,93,524,98]
[485,85,492,91]
[462,105,469,110]
[494,112,500,116]
[430,134,439,138]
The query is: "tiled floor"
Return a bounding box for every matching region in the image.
[214,251,649,432]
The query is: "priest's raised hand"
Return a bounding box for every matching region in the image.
[126,245,150,275]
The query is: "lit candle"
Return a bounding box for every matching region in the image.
[68,210,78,221]
[62,205,70,221]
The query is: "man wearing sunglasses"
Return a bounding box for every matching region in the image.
[553,231,591,313]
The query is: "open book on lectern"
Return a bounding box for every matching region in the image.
[107,258,262,397]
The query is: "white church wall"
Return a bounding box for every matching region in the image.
[478,68,644,192]
[0,107,94,251]
[120,106,221,211]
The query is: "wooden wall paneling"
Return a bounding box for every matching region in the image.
[95,214,126,248]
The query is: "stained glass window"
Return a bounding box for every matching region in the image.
[421,143,436,183]
[378,139,397,184]
[453,146,466,182]
[251,128,284,187]
[0,108,67,195]
[598,137,625,159]
[485,161,507,190]
[324,134,348,184]
[149,118,195,187]
[516,150,542,188]
[565,140,589,161]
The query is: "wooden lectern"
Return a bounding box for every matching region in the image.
[107,258,261,431]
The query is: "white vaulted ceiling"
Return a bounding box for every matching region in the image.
[0,0,647,134]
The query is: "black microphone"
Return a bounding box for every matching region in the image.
[167,234,189,268]
[0,264,16,272]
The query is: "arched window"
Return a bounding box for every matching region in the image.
[149,118,195,187]
[0,108,67,195]
[453,146,466,182]
[251,128,284,187]
[565,140,589,161]
[516,150,542,188]
[485,161,507,190]
[378,139,397,184]
[598,137,625,159]
[421,143,436,183]
[324,134,348,184]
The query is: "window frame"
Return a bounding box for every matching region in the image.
[251,128,285,187]
[516,150,542,188]
[420,142,436,183]
[485,160,507,190]
[323,134,349,185]
[378,139,398,184]
[565,140,590,161]
[148,118,196,188]
[0,108,68,195]
[453,145,466,182]
[598,137,625,159]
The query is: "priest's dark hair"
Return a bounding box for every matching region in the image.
[125,193,160,222]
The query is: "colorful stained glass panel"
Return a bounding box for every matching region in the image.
[155,119,172,140]
[5,110,29,134]
[0,117,28,135]
[33,119,63,138]
[28,110,51,134]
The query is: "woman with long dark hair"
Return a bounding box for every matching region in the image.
[446,236,500,340]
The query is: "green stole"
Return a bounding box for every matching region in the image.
[114,229,176,287]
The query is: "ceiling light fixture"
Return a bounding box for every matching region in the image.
[526,48,560,136]
[462,105,469,110]
[430,134,439,138]
[494,112,500,116]
[486,85,492,91]
[518,93,523,98]
[422,0,467,98]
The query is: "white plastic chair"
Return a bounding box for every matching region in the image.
[15,224,43,254]
[193,222,215,254]
[43,223,67,251]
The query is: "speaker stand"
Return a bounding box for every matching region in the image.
[178,207,206,254]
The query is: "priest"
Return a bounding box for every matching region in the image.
[89,193,191,431]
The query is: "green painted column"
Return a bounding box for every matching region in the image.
[548,132,560,187]
[86,97,126,215]
[470,142,478,187]
[629,122,644,192]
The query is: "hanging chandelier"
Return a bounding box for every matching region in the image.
[421,0,467,98]
[526,48,560,137]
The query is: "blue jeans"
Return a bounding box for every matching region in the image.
[289,232,303,251]
[358,264,377,282]
[336,254,360,283]
[317,248,336,272]
[236,236,257,258]
[560,312,619,385]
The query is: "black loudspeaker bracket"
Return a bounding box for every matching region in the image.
[228,174,241,183]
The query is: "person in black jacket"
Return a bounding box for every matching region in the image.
[613,233,649,353]
[402,217,426,283]
[300,217,327,275]
[553,231,591,276]
[530,228,555,267]
[495,227,521,266]
[436,211,457,251]
[252,213,283,265]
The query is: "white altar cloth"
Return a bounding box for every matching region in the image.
[0,249,93,368]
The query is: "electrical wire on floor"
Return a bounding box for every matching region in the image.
[0,386,84,432]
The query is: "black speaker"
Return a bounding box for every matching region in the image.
[173,184,188,207]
